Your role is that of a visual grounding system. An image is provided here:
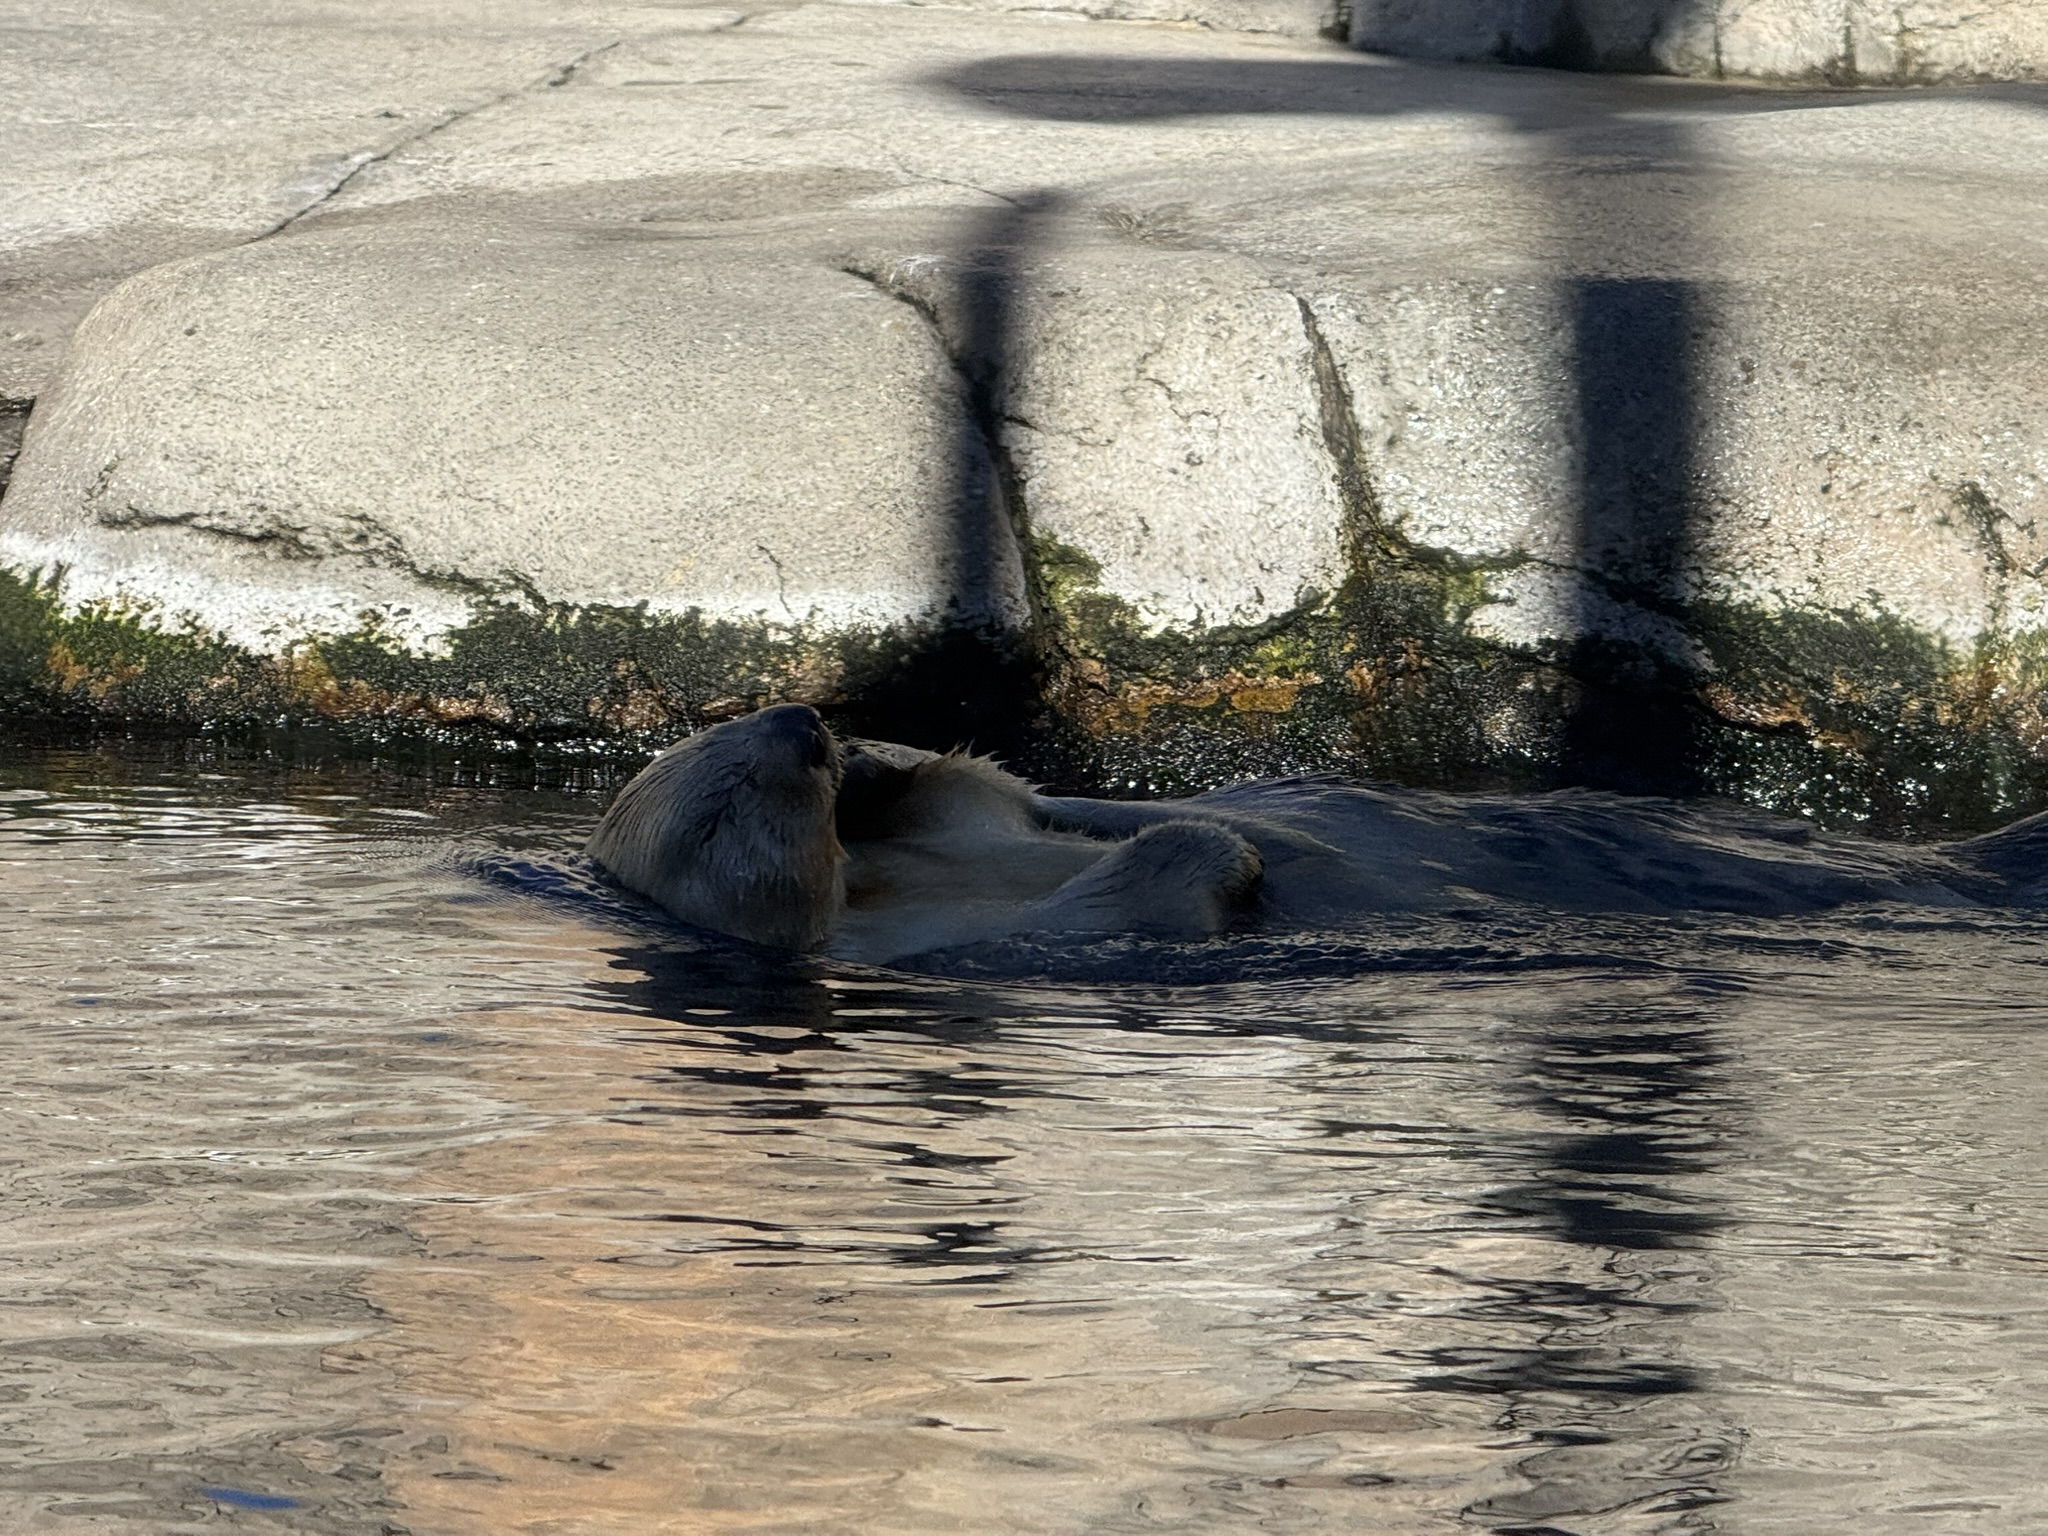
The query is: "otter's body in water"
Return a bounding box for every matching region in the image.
[585,704,2048,964]
[585,705,1261,963]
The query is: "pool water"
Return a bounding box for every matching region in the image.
[4,739,2047,1534]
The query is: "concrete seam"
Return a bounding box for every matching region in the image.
[257,36,625,240]
[1290,292,1391,560]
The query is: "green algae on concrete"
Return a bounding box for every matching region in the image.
[10,556,2048,838]
[0,565,1030,761]
[1691,602,2048,834]
[1018,527,2048,837]
[1023,527,1543,799]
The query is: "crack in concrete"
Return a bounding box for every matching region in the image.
[1293,289,1539,594]
[890,168,1030,210]
[1292,292,1392,555]
[0,394,32,504]
[258,37,624,240]
[92,499,503,602]
[78,458,470,585]
[96,498,412,565]
[755,541,797,621]
[840,255,1044,629]
[842,126,1029,210]
[840,255,1018,488]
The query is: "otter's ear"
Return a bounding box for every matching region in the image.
[836,738,940,840]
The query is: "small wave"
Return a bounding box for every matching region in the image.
[456,849,676,934]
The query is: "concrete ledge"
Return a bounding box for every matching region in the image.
[6,2,2048,827]
[1352,0,2048,84]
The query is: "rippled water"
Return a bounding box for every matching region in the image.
[6,738,2048,1534]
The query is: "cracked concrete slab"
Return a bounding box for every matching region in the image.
[853,236,1348,628]
[994,251,1344,629]
[1304,269,2048,648]
[4,0,2048,676]
[0,1,739,399]
[0,198,1026,648]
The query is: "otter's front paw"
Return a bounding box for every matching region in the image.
[1028,821,1263,939]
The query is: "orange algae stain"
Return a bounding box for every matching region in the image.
[1701,682,1809,731]
[44,640,142,701]
[1064,669,1321,734]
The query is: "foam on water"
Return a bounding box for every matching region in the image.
[5,739,2047,1534]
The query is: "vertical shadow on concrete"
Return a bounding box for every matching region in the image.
[1555,106,1705,793]
[833,198,1057,762]
[951,194,1050,628]
[838,194,1080,767]
[1562,275,1700,793]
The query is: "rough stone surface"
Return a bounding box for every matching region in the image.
[922,0,1337,38]
[1352,0,2048,84]
[6,0,2048,816]
[0,1,645,402]
[13,5,2045,654]
[1308,270,2048,650]
[2,204,1024,647]
[856,240,1348,628]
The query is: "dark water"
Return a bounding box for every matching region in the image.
[5,739,2048,1534]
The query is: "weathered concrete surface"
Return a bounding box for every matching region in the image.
[5,1,2048,819]
[0,0,1320,408]
[934,0,1337,38]
[17,11,2043,643]
[1353,0,2048,84]
[0,1,666,404]
[1305,260,2048,651]
[1,202,1024,648]
[853,238,1349,629]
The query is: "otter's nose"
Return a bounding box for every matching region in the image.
[752,703,835,768]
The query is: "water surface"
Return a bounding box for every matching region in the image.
[5,739,2047,1533]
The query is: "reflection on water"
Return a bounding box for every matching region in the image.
[4,740,2048,1534]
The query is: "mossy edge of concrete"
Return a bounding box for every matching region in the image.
[1021,524,2048,836]
[9,557,2048,836]
[0,564,1036,763]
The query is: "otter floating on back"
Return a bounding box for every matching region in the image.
[585,704,1262,963]
[585,704,2048,966]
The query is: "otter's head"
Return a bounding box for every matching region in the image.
[585,704,845,949]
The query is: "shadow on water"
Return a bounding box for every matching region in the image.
[918,53,1910,794]
[1491,1005,1728,1252]
[580,935,1104,1279]
[1410,999,1736,1529]
[590,934,1747,1521]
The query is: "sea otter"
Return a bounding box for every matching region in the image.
[584,703,1264,962]
[585,703,2048,964]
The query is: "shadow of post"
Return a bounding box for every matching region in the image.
[830,199,1056,762]
[1564,275,1700,792]
[1555,100,1704,792]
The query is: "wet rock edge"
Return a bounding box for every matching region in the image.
[9,529,2048,837]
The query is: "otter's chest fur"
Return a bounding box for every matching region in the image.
[833,758,1109,960]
